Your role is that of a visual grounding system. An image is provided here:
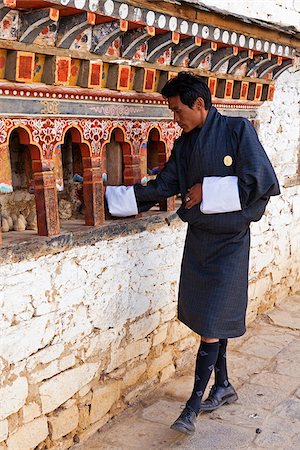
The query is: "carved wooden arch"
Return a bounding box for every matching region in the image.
[6,123,43,161]
[7,125,43,170]
[60,124,92,158]
[146,126,168,173]
[103,125,132,156]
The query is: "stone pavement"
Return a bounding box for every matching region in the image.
[76,295,300,450]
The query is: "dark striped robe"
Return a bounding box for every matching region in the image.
[134,106,280,338]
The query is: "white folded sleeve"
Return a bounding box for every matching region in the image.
[105,185,138,217]
[200,176,242,214]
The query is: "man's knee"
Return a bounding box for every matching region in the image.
[201,336,219,343]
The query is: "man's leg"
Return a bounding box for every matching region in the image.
[170,337,219,434]
[201,338,238,411]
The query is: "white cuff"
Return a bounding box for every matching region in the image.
[200,176,242,214]
[105,186,138,217]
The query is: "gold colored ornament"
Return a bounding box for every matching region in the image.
[224,155,233,166]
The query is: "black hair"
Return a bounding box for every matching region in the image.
[161,71,212,110]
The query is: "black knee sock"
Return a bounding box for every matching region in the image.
[187,341,219,414]
[215,338,229,387]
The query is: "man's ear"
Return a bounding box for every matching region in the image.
[195,97,205,110]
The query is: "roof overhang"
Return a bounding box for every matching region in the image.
[0,0,298,104]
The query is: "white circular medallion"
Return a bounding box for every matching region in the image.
[61,0,71,5]
[249,37,254,49]
[74,0,86,8]
[180,20,188,34]
[270,43,276,54]
[284,46,290,56]
[230,32,237,45]
[222,30,229,43]
[89,0,98,12]
[201,26,209,39]
[213,28,220,40]
[264,41,269,52]
[192,23,199,36]
[239,35,246,47]
[169,16,177,32]
[158,14,166,29]
[146,11,155,26]
[119,3,128,19]
[256,40,262,51]
[104,0,114,15]
[278,45,283,55]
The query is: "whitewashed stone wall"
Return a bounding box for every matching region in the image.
[203,0,300,29]
[0,221,198,450]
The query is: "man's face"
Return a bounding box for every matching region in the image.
[168,95,208,133]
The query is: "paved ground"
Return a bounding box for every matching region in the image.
[76,295,300,450]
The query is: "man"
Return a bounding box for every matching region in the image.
[105,72,280,434]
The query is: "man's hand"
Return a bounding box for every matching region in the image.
[185,183,202,209]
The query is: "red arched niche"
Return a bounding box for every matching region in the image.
[60,126,103,227]
[3,126,60,237]
[146,127,175,212]
[102,126,139,187]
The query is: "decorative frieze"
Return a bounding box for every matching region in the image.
[0,0,296,102]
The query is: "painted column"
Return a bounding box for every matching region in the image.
[83,156,104,226]
[34,169,60,236]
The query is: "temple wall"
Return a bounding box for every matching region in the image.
[0,1,299,449]
[203,0,300,29]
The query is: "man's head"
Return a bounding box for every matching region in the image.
[161,72,212,132]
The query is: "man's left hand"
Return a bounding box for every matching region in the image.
[185,183,202,209]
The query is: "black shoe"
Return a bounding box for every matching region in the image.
[170,405,197,435]
[200,384,238,412]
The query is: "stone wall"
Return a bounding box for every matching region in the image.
[203,0,300,29]
[0,216,197,450]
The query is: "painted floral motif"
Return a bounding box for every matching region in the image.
[133,42,148,61]
[0,119,8,144]
[106,37,120,57]
[70,29,92,51]
[233,61,247,77]
[0,10,19,40]
[81,119,112,155]
[216,60,229,75]
[34,23,57,47]
[198,53,212,71]
[156,48,172,66]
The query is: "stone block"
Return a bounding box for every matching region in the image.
[129,312,160,341]
[48,405,79,440]
[166,320,191,344]
[147,350,173,379]
[107,339,151,372]
[0,314,56,365]
[26,343,64,370]
[39,363,99,414]
[160,304,176,323]
[6,416,48,450]
[22,402,41,424]
[90,381,121,424]
[0,377,28,420]
[0,420,8,442]
[52,306,93,345]
[29,360,60,384]
[160,364,175,383]
[79,406,90,429]
[152,324,168,346]
[59,354,76,371]
[122,362,147,388]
